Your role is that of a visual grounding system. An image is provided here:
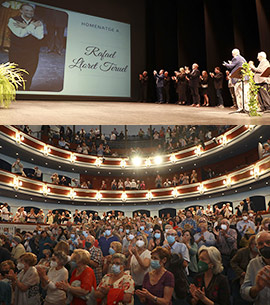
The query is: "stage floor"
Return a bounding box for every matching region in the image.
[1,100,270,125]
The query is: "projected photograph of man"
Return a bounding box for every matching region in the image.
[0,1,68,91]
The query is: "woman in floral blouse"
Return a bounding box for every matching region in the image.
[96,253,135,305]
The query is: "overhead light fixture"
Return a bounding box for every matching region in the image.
[194,145,203,157]
[121,192,127,201]
[250,165,261,179]
[219,135,228,146]
[95,191,102,201]
[172,188,179,198]
[132,156,142,167]
[15,132,24,144]
[154,155,163,165]
[145,158,151,167]
[170,154,177,163]
[146,191,153,201]
[223,176,233,188]
[42,184,50,196]
[69,153,77,163]
[69,189,76,200]
[197,183,206,194]
[120,159,127,168]
[43,145,51,156]
[95,158,102,167]
[11,176,22,190]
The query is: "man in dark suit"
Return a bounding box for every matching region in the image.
[8,3,44,90]
[187,63,200,107]
[223,49,249,112]
[153,69,165,103]
[210,67,224,108]
[139,71,148,102]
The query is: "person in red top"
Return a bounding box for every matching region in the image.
[56,249,96,305]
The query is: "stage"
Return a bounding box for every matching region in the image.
[1,100,270,125]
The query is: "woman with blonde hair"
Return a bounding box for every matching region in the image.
[56,249,96,305]
[189,246,230,305]
[103,241,122,274]
[11,253,40,305]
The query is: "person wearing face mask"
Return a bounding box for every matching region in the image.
[56,249,96,305]
[11,236,25,263]
[129,234,151,300]
[260,217,270,232]
[136,246,174,305]
[230,235,258,305]
[122,229,136,256]
[98,225,119,257]
[164,229,190,269]
[37,251,68,305]
[148,225,165,251]
[241,231,270,305]
[189,246,230,305]
[84,235,103,285]
[11,253,40,305]
[103,241,122,275]
[237,212,256,237]
[214,218,237,276]
[96,253,135,305]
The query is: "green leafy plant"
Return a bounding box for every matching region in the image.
[0,62,27,108]
[241,62,260,116]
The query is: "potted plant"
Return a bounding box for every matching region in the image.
[0,62,27,108]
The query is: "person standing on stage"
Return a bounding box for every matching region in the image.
[139,71,148,102]
[223,49,249,112]
[7,3,44,90]
[186,63,201,107]
[200,70,209,106]
[163,71,170,103]
[226,70,237,109]
[153,69,165,104]
[210,67,224,108]
[249,52,270,112]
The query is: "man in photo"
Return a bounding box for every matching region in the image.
[8,3,44,90]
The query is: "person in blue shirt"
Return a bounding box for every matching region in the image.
[180,210,198,234]
[98,225,119,257]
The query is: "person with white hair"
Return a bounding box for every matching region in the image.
[223,48,249,112]
[240,231,270,305]
[189,246,230,305]
[249,51,270,112]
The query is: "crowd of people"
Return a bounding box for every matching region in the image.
[0,200,270,305]
[139,49,270,113]
[18,125,230,157]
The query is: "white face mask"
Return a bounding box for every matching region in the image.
[221,224,227,231]
[128,234,134,240]
[243,216,248,221]
[136,240,145,248]
[17,262,24,270]
[50,261,58,268]
[249,213,253,217]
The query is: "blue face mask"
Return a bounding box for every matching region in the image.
[119,228,123,232]
[82,231,88,237]
[105,230,111,236]
[154,233,161,239]
[151,259,161,269]
[109,247,115,255]
[71,234,75,239]
[126,229,130,234]
[177,231,181,237]
[111,264,121,274]
[140,226,145,231]
[167,235,175,244]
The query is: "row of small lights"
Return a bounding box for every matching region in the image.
[13,130,239,169]
[9,164,263,201]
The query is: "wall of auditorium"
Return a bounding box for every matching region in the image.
[0,153,80,182]
[1,186,269,218]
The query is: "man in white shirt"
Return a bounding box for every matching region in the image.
[8,3,44,90]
